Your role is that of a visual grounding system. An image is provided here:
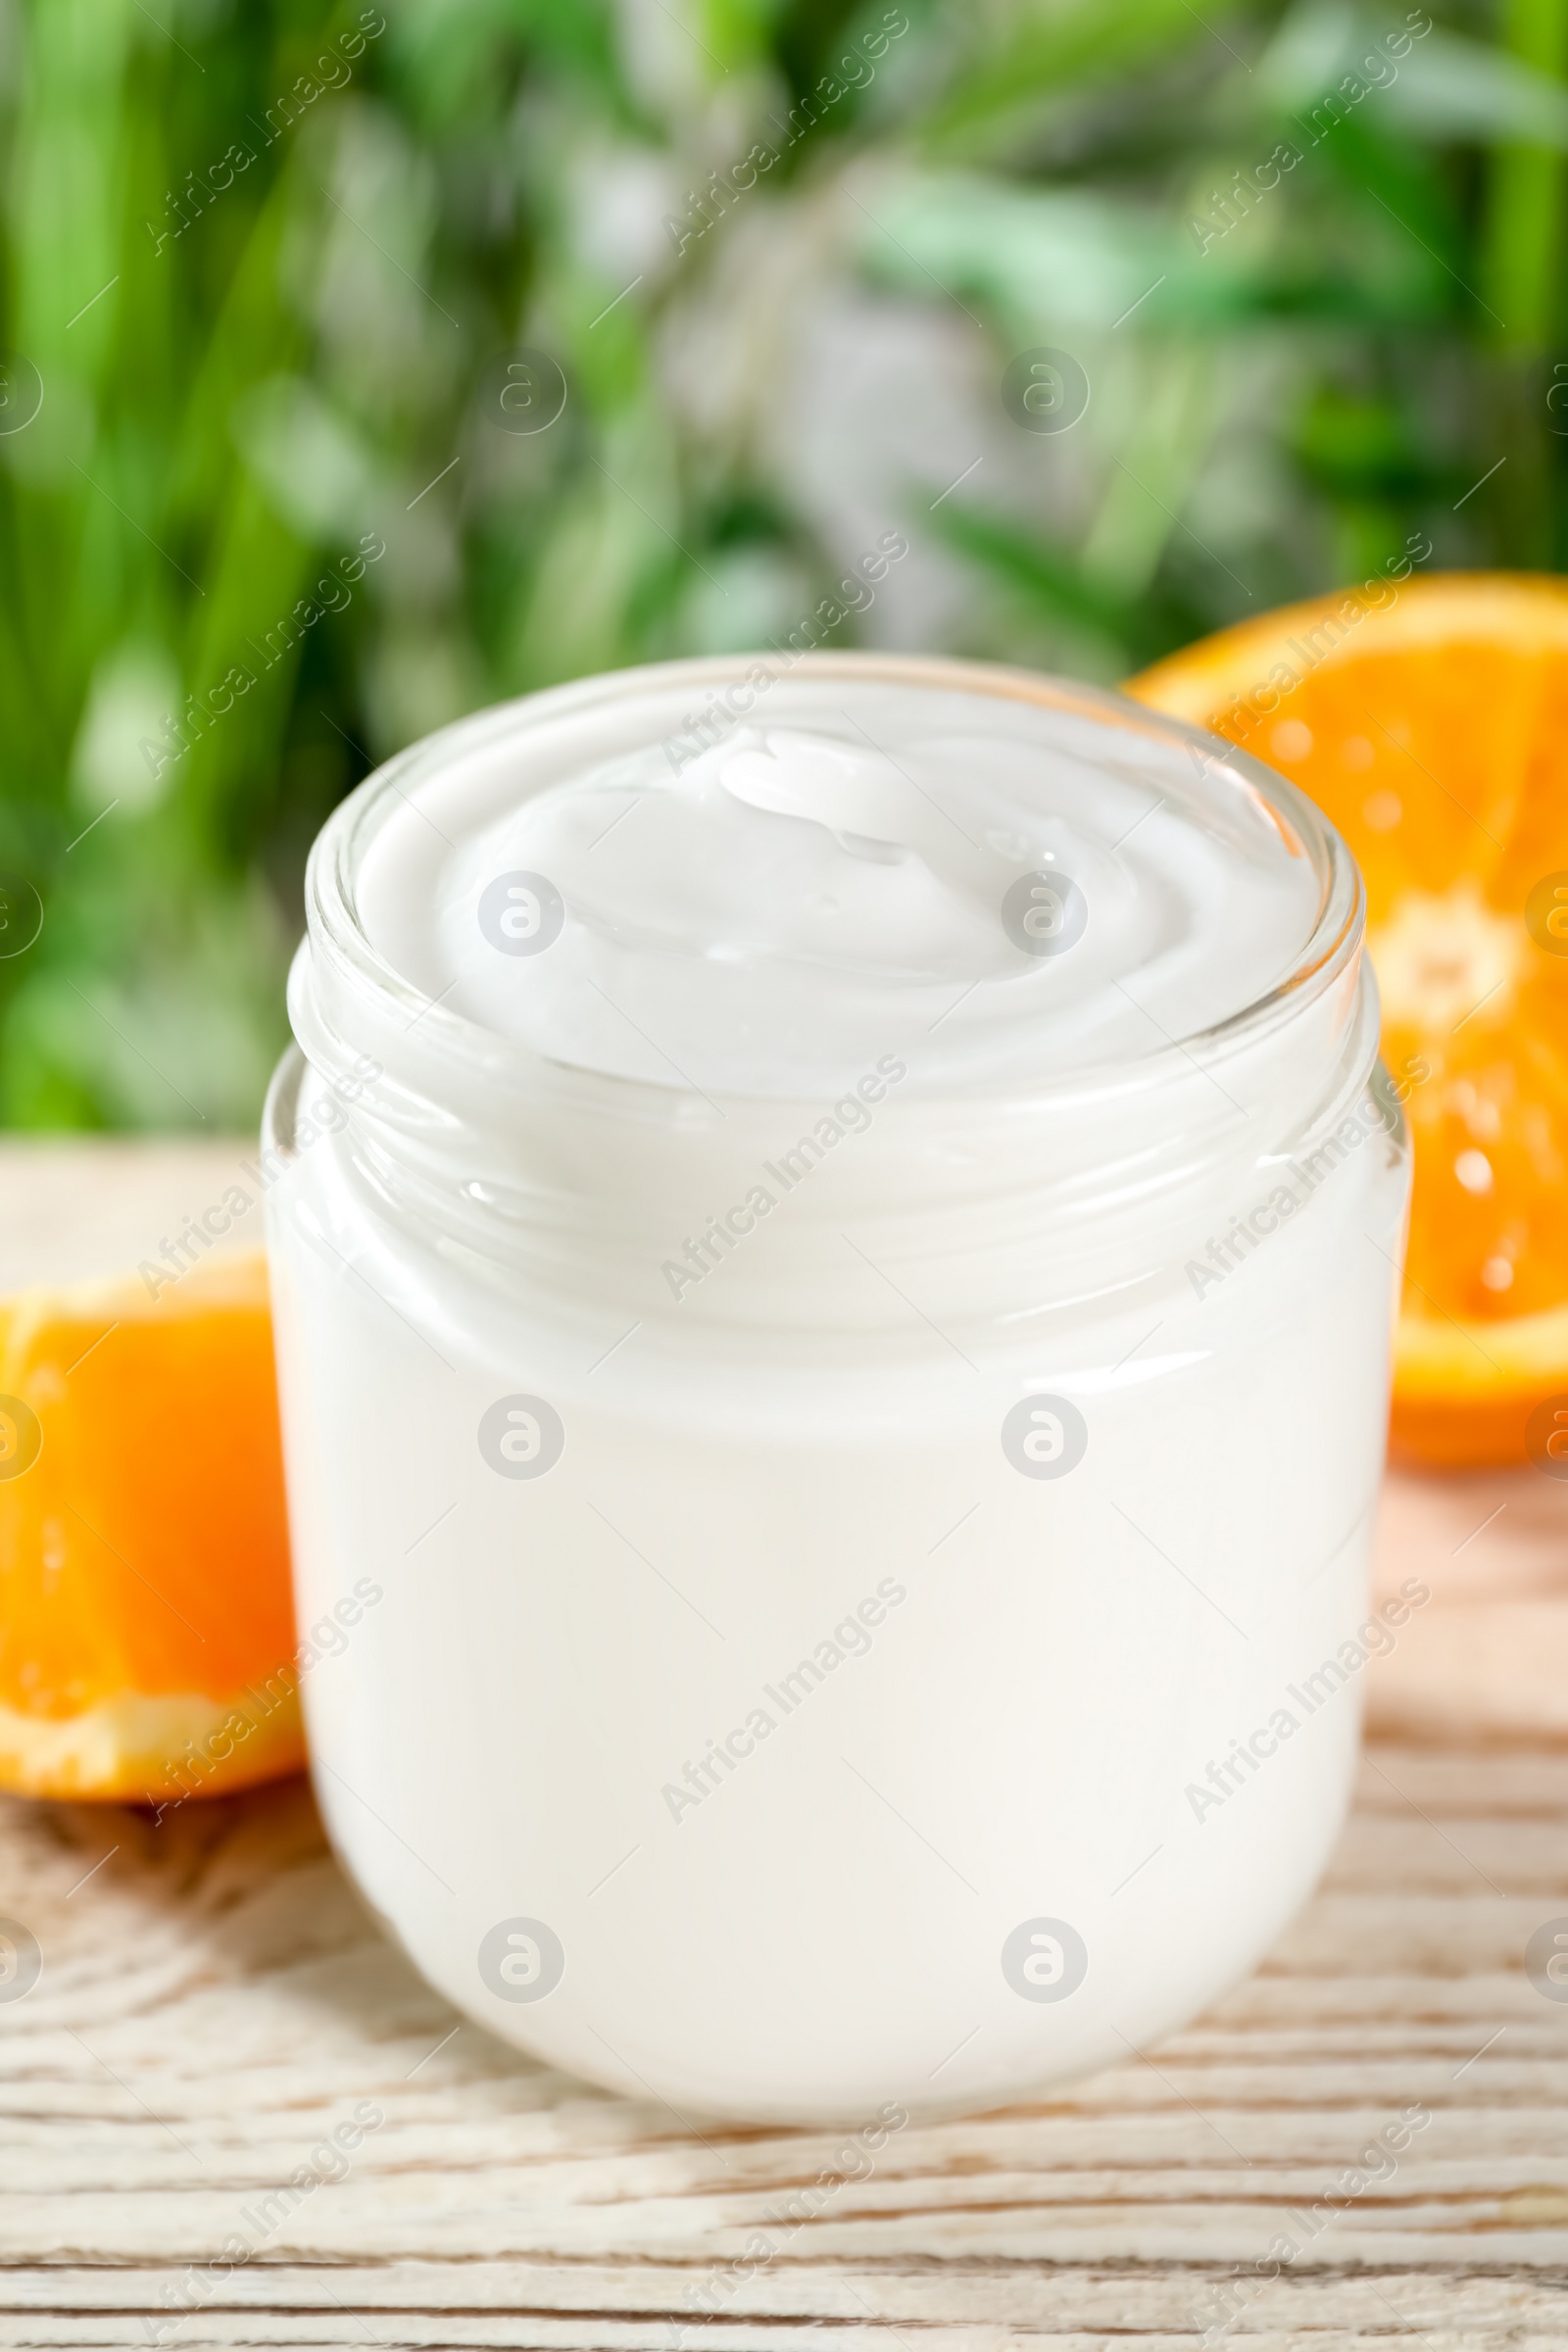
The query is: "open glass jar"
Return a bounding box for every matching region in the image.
[264,652,1409,2125]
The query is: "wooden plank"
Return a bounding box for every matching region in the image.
[0,1743,1566,2347]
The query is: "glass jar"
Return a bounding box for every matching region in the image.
[263,652,1409,2126]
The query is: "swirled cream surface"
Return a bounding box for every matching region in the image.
[354,673,1322,1097]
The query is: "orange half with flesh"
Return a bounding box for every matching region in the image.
[1129,572,1568,1467]
[0,1250,303,1799]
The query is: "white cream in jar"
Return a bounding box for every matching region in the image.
[265,653,1409,2125]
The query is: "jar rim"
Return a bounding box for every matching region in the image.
[302,649,1363,1115]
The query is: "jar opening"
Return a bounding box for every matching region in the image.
[300,651,1361,1127]
[284,654,1373,1329]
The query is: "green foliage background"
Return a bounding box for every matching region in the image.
[0,0,1564,1130]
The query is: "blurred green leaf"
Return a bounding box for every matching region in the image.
[0,0,1565,1131]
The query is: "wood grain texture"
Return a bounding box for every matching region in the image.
[1,1144,1566,2347]
[2,1746,1568,2347]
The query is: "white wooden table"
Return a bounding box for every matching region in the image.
[2,1144,1566,2350]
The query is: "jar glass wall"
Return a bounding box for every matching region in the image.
[263,653,1410,2125]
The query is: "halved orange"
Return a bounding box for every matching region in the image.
[1129,572,1568,1468]
[0,1250,303,1800]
